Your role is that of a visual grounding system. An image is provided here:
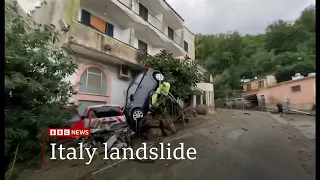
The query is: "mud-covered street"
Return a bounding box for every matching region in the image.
[20,109,315,180]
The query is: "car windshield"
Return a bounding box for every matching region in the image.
[126,72,145,101]
[91,106,120,118]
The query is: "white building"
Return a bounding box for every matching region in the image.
[193,65,214,108]
[16,0,212,113]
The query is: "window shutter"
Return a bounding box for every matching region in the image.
[90,14,106,33]
[81,9,91,26]
[106,23,114,37]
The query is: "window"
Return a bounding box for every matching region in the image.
[291,85,301,92]
[168,27,174,40]
[246,84,252,91]
[106,23,114,37]
[126,72,145,103]
[139,3,148,21]
[80,9,114,37]
[81,9,91,26]
[258,81,264,88]
[79,67,107,95]
[184,41,188,52]
[121,65,129,75]
[79,101,106,116]
[91,106,121,118]
[138,40,148,53]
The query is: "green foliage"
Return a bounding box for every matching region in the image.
[138,50,203,100]
[196,5,315,99]
[5,1,78,175]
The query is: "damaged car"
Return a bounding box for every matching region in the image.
[124,68,164,130]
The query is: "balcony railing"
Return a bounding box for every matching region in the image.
[117,0,184,49]
[147,12,162,31]
[68,22,139,64]
[173,33,182,47]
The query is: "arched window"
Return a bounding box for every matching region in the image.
[79,67,107,95]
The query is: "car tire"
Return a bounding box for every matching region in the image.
[130,108,145,132]
[131,108,144,122]
[153,72,164,81]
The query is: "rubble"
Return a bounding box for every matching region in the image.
[146,128,162,141]
[195,104,208,115]
[143,106,198,140]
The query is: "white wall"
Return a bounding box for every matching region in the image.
[155,14,164,23]
[119,0,132,8]
[132,0,139,13]
[122,28,131,45]
[17,0,67,30]
[132,33,163,55]
[183,27,195,60]
[196,83,214,92]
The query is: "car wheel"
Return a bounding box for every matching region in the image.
[153,72,164,81]
[132,108,144,121]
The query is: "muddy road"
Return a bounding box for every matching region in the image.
[19,109,315,180]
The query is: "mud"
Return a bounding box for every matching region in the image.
[18,109,315,180]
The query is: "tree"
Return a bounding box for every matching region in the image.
[5,2,78,178]
[195,4,315,99]
[138,50,203,100]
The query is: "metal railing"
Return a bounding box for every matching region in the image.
[173,33,182,47]
[116,0,184,48]
[147,12,162,31]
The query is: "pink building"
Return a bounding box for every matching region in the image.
[256,75,315,111]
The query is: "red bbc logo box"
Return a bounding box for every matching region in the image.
[48,128,90,137]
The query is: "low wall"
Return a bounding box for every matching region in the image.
[215,100,226,109]
[265,103,314,112]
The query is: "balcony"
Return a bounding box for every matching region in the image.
[142,0,185,30]
[80,0,133,29]
[115,0,186,57]
[77,0,186,57]
[67,22,140,68]
[172,33,183,47]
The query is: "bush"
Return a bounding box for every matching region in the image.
[5,2,77,178]
[138,50,203,100]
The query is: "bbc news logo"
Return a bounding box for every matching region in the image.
[48,128,90,137]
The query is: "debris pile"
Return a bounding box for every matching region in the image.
[143,106,198,140]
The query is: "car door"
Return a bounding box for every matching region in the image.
[133,71,159,110]
[126,72,145,107]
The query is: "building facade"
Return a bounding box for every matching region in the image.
[16,0,198,114]
[192,65,214,108]
[256,74,315,111]
[242,75,277,93]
